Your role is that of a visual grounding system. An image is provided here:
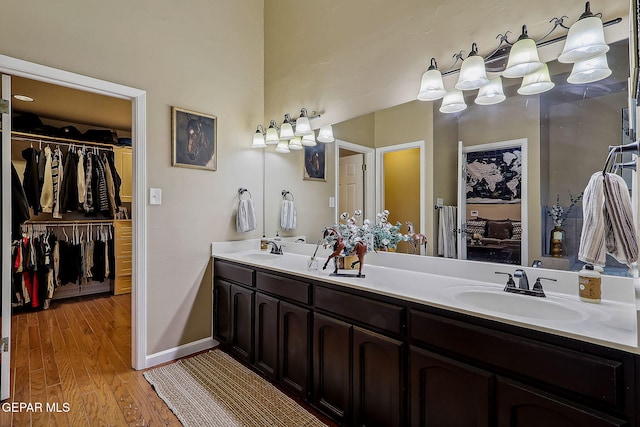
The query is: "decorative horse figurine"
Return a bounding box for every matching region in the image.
[321,226,367,277]
[406,221,428,254]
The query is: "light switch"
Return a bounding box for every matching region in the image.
[149,188,162,205]
[329,197,335,208]
[436,198,444,207]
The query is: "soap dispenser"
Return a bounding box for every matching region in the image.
[578,264,601,304]
[260,234,268,251]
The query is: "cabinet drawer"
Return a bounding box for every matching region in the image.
[315,286,404,335]
[114,276,132,295]
[116,258,132,275]
[256,272,310,305]
[410,309,623,407]
[214,260,254,287]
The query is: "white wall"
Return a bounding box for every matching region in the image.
[0,0,264,355]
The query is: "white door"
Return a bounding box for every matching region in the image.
[1,73,12,400]
[339,153,364,216]
[457,141,467,260]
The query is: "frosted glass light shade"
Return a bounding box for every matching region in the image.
[503,38,543,78]
[279,122,294,140]
[567,54,612,84]
[288,136,303,150]
[275,140,290,153]
[518,63,555,95]
[475,77,506,105]
[439,89,467,113]
[294,116,312,136]
[252,130,266,148]
[455,55,488,90]
[301,132,317,146]
[417,69,446,101]
[317,125,335,143]
[558,16,609,63]
[265,126,279,145]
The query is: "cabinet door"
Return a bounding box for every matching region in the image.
[213,279,231,344]
[255,293,278,380]
[313,313,352,423]
[496,377,626,427]
[410,346,493,427]
[353,326,404,427]
[230,284,254,364]
[115,147,132,203]
[279,301,310,398]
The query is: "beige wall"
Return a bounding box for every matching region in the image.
[0,0,264,355]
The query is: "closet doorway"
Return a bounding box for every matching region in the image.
[0,56,147,400]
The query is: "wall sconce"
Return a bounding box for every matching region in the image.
[417,58,447,101]
[253,108,327,151]
[440,89,467,113]
[503,26,543,78]
[567,53,612,84]
[455,43,489,90]
[558,1,609,63]
[517,63,555,95]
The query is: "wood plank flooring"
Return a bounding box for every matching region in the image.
[5,294,181,426]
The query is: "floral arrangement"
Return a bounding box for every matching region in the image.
[325,209,408,254]
[547,192,583,227]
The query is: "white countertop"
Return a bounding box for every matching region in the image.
[211,239,640,353]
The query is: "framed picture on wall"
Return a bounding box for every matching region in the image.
[303,143,326,181]
[171,106,217,170]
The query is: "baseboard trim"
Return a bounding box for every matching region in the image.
[145,337,219,368]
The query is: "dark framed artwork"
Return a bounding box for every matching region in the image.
[171,106,217,170]
[303,143,326,181]
[466,146,522,203]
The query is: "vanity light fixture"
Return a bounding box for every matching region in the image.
[252,108,324,151]
[417,58,447,101]
[517,63,555,95]
[558,2,609,64]
[475,77,506,105]
[502,26,543,78]
[567,53,612,84]
[317,125,335,143]
[455,43,489,90]
[439,89,467,113]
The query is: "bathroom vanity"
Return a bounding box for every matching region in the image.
[211,241,640,426]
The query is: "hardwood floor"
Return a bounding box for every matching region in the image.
[4,294,181,426]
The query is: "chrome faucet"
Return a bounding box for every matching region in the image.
[266,241,284,255]
[513,269,529,290]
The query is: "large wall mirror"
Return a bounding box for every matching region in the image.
[325,38,632,276]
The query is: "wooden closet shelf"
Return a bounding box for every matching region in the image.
[9,130,132,150]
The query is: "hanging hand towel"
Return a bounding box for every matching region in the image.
[280,199,297,231]
[437,206,457,258]
[236,198,257,233]
[578,172,639,267]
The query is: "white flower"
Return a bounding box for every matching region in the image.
[364,219,371,225]
[382,238,390,246]
[354,209,362,216]
[383,209,390,215]
[340,212,349,220]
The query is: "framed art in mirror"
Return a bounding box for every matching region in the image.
[303,143,326,181]
[171,106,217,171]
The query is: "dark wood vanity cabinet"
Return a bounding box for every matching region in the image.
[213,259,638,426]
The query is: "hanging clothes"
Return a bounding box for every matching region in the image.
[40,146,54,213]
[59,148,79,213]
[52,148,64,219]
[83,152,94,213]
[77,149,86,205]
[11,162,31,240]
[21,147,42,214]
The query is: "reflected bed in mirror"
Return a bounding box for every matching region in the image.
[332,39,631,277]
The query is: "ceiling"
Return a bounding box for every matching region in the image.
[10,75,132,131]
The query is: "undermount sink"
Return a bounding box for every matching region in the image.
[238,252,281,262]
[446,286,588,322]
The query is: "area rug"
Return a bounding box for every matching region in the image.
[144,349,327,426]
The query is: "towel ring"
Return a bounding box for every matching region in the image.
[238,188,252,200]
[282,190,294,201]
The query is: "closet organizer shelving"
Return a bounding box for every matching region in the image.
[10,129,133,302]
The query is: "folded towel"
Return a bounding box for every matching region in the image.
[578,172,638,267]
[281,200,297,231]
[438,206,457,258]
[236,199,257,233]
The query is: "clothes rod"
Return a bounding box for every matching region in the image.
[11,136,115,151]
[24,219,114,225]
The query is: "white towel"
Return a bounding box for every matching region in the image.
[281,200,297,231]
[578,172,638,267]
[236,199,257,233]
[438,206,457,258]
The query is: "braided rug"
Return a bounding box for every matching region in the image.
[144,350,326,426]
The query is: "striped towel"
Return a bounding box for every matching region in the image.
[438,206,457,258]
[578,172,638,267]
